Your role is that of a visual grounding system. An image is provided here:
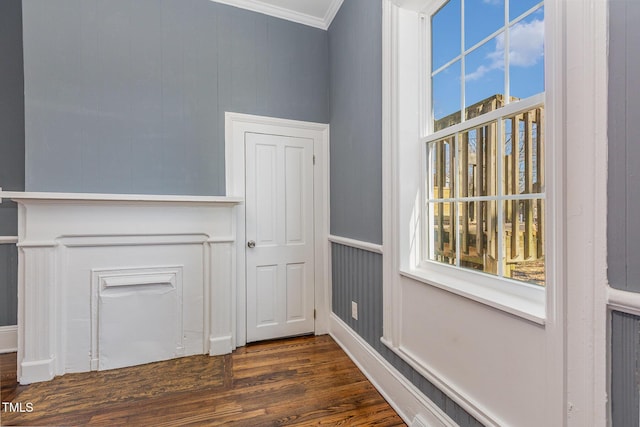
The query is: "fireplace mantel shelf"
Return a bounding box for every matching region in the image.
[0,191,243,205]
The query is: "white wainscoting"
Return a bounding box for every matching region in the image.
[2,191,242,384]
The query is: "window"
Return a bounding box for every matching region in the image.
[424,0,545,286]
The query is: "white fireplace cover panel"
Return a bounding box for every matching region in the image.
[94,267,183,371]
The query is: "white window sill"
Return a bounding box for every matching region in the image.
[400,263,546,325]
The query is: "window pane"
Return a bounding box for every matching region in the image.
[429,202,456,265]
[459,201,498,275]
[433,61,462,131]
[432,0,461,72]
[509,7,545,100]
[503,107,544,195]
[464,0,504,50]
[465,35,505,112]
[459,122,497,197]
[510,0,542,22]
[503,198,545,286]
[430,137,456,199]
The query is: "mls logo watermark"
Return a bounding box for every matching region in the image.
[1,402,34,413]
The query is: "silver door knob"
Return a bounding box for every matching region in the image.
[247,240,256,248]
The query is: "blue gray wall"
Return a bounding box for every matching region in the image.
[328,0,382,244]
[0,0,25,326]
[608,0,640,423]
[22,0,328,195]
[608,0,640,292]
[328,2,480,425]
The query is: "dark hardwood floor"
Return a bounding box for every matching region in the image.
[0,335,405,426]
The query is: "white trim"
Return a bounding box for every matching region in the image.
[0,325,18,353]
[323,0,344,29]
[13,200,237,383]
[608,287,640,318]
[0,236,18,244]
[383,1,569,425]
[209,335,234,355]
[541,0,566,423]
[400,267,545,324]
[562,0,609,424]
[329,314,456,427]
[225,112,330,348]
[210,0,343,31]
[328,235,383,255]
[381,339,505,427]
[0,191,242,205]
[20,359,55,384]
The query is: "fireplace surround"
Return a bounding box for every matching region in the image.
[1,191,242,384]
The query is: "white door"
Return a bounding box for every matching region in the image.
[245,132,315,342]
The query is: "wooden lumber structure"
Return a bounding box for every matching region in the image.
[431,94,545,285]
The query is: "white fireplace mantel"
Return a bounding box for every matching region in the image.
[1,191,243,384]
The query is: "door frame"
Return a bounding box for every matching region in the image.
[225,112,330,349]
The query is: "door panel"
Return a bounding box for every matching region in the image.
[246,132,315,342]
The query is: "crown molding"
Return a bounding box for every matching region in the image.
[211,0,343,30]
[323,0,344,29]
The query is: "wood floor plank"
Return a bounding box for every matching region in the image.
[1,335,405,426]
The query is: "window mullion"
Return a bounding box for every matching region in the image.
[454,133,461,268]
[497,118,505,277]
[460,0,465,124]
[504,0,510,104]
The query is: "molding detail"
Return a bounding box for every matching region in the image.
[210,335,234,355]
[323,0,344,28]
[0,236,18,244]
[608,287,640,317]
[0,191,242,205]
[0,325,18,354]
[328,235,383,254]
[19,246,57,384]
[329,314,456,427]
[210,0,343,30]
[14,197,239,383]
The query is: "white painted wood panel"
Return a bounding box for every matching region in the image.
[246,132,315,342]
[96,267,182,371]
[256,265,278,325]
[10,194,240,384]
[285,146,305,244]
[255,144,277,246]
[286,263,305,321]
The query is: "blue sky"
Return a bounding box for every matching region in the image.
[432,0,544,122]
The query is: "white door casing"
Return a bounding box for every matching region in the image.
[225,112,330,348]
[245,133,315,342]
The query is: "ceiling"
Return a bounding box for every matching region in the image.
[212,0,344,30]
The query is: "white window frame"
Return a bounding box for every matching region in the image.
[383,0,552,328]
[382,0,608,424]
[424,0,547,322]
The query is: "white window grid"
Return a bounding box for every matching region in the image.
[421,94,545,283]
[429,0,545,132]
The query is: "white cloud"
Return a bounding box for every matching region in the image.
[465,64,493,82]
[507,18,544,67]
[464,18,544,82]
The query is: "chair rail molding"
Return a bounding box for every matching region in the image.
[2,191,242,384]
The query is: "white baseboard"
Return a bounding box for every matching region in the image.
[20,358,55,384]
[209,335,233,356]
[329,314,456,427]
[0,325,17,354]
